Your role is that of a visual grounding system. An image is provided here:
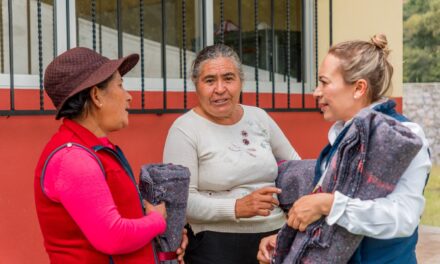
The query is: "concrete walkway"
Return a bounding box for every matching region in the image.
[416,225,440,263]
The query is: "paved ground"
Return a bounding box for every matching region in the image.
[416,225,440,263]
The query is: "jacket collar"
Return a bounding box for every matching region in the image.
[61,118,112,148]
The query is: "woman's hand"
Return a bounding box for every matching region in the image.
[235,187,281,218]
[143,200,167,219]
[176,228,188,264]
[287,193,334,231]
[257,234,277,264]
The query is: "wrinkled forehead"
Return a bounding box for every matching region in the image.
[199,57,240,76]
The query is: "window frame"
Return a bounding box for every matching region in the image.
[0,0,318,114]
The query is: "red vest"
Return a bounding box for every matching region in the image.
[34,119,157,264]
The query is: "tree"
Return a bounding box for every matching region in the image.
[404,0,440,82]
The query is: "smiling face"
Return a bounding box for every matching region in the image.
[195,57,242,125]
[313,54,366,122]
[95,71,132,134]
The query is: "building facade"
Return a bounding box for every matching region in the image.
[0,0,403,262]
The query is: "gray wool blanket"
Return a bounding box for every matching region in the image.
[139,163,190,264]
[273,108,423,264]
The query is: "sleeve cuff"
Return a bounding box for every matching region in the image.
[214,198,238,221]
[325,191,349,226]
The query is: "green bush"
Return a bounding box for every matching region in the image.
[404,0,440,82]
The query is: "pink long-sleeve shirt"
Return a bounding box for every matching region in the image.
[42,137,166,255]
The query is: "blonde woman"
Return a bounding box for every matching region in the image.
[258,35,431,264]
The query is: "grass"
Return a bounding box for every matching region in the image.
[421,166,440,227]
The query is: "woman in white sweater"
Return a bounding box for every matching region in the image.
[163,44,300,264]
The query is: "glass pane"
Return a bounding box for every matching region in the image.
[213,0,302,82]
[75,0,199,79]
[284,0,302,82]
[1,0,54,74]
[142,0,163,78]
[164,0,197,79]
[76,0,118,61]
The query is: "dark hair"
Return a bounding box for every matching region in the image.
[57,73,115,120]
[191,44,244,84]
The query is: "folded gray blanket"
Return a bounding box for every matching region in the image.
[276,159,317,213]
[273,108,423,264]
[139,163,190,264]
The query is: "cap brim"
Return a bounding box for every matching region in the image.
[55,53,139,119]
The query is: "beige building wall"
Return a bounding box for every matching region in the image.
[318,0,403,97]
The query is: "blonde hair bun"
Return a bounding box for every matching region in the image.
[371,34,390,56]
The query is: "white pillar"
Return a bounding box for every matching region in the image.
[204,0,214,46]
[55,0,76,54]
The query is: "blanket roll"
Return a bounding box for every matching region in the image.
[139,163,190,264]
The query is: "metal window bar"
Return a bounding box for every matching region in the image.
[286,0,291,108]
[37,0,44,110]
[92,0,96,51]
[161,0,167,110]
[270,0,275,109]
[202,0,206,48]
[8,0,14,111]
[66,1,70,49]
[238,0,243,104]
[314,0,318,85]
[0,1,3,73]
[139,0,145,109]
[254,0,259,107]
[0,0,322,116]
[182,0,187,109]
[301,0,305,108]
[27,0,31,74]
[315,0,319,108]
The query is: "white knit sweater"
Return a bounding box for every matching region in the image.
[163,105,300,234]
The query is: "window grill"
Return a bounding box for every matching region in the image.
[0,0,330,116]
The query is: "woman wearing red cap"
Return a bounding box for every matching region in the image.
[34,47,187,263]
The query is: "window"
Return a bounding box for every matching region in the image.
[0,0,55,75]
[213,0,302,83]
[0,0,319,114]
[75,0,200,79]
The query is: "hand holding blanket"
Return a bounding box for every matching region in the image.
[139,163,190,264]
